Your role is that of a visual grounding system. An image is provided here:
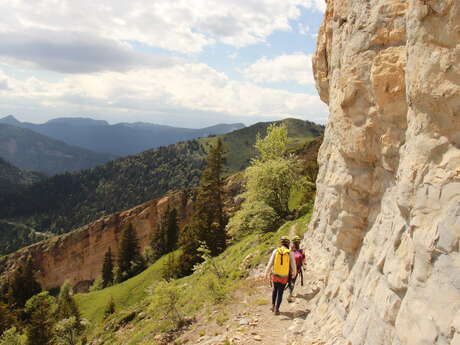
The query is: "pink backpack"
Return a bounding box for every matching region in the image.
[293,249,305,270]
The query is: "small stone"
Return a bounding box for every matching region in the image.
[254,335,262,341]
[239,318,249,325]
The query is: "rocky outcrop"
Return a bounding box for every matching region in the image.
[1,191,193,292]
[302,1,460,344]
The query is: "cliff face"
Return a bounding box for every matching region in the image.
[2,191,193,292]
[302,1,460,344]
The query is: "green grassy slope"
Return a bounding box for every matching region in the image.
[76,208,313,344]
[75,252,176,324]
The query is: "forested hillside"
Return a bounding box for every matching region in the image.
[0,119,323,254]
[0,124,117,175]
[0,158,44,195]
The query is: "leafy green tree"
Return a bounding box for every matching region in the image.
[228,124,297,236]
[101,247,114,288]
[247,124,296,217]
[227,200,278,237]
[117,224,145,281]
[0,327,27,345]
[9,257,41,308]
[24,292,57,345]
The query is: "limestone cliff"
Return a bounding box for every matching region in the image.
[302,1,460,344]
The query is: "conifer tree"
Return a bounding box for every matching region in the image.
[178,139,227,274]
[150,206,179,261]
[166,207,179,252]
[101,247,114,288]
[9,257,41,308]
[24,292,56,345]
[118,224,144,280]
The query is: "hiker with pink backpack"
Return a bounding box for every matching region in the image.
[287,235,306,302]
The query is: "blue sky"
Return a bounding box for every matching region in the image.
[0,0,327,128]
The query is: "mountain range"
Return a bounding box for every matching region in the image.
[0,123,117,176]
[0,118,324,254]
[0,115,246,156]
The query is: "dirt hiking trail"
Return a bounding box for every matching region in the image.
[177,225,323,345]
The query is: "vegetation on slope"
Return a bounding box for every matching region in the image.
[0,122,319,344]
[0,119,323,254]
[0,158,44,195]
[75,207,313,344]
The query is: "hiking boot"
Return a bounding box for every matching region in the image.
[275,309,280,315]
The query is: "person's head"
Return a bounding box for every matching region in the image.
[291,235,301,249]
[280,236,290,248]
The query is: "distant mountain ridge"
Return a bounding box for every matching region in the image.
[0,118,323,254]
[0,115,246,156]
[0,123,117,176]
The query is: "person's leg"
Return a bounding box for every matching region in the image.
[275,283,286,313]
[287,275,296,302]
[271,284,277,311]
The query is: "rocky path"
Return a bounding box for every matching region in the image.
[177,274,321,345]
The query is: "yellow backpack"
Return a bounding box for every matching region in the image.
[273,247,290,277]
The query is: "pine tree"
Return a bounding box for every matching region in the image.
[118,224,144,280]
[150,206,180,261]
[165,207,179,252]
[194,138,227,256]
[178,139,228,275]
[101,247,114,288]
[9,257,41,308]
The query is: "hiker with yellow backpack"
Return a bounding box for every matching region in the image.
[264,236,297,315]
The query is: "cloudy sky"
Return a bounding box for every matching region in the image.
[0,0,327,128]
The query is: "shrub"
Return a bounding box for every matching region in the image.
[149,282,185,332]
[0,327,27,345]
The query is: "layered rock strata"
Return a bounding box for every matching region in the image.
[302,0,460,344]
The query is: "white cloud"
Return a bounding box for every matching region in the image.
[0,29,181,74]
[0,0,325,54]
[0,64,328,125]
[244,53,314,85]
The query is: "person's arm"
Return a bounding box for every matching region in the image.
[265,249,277,277]
[290,251,297,276]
